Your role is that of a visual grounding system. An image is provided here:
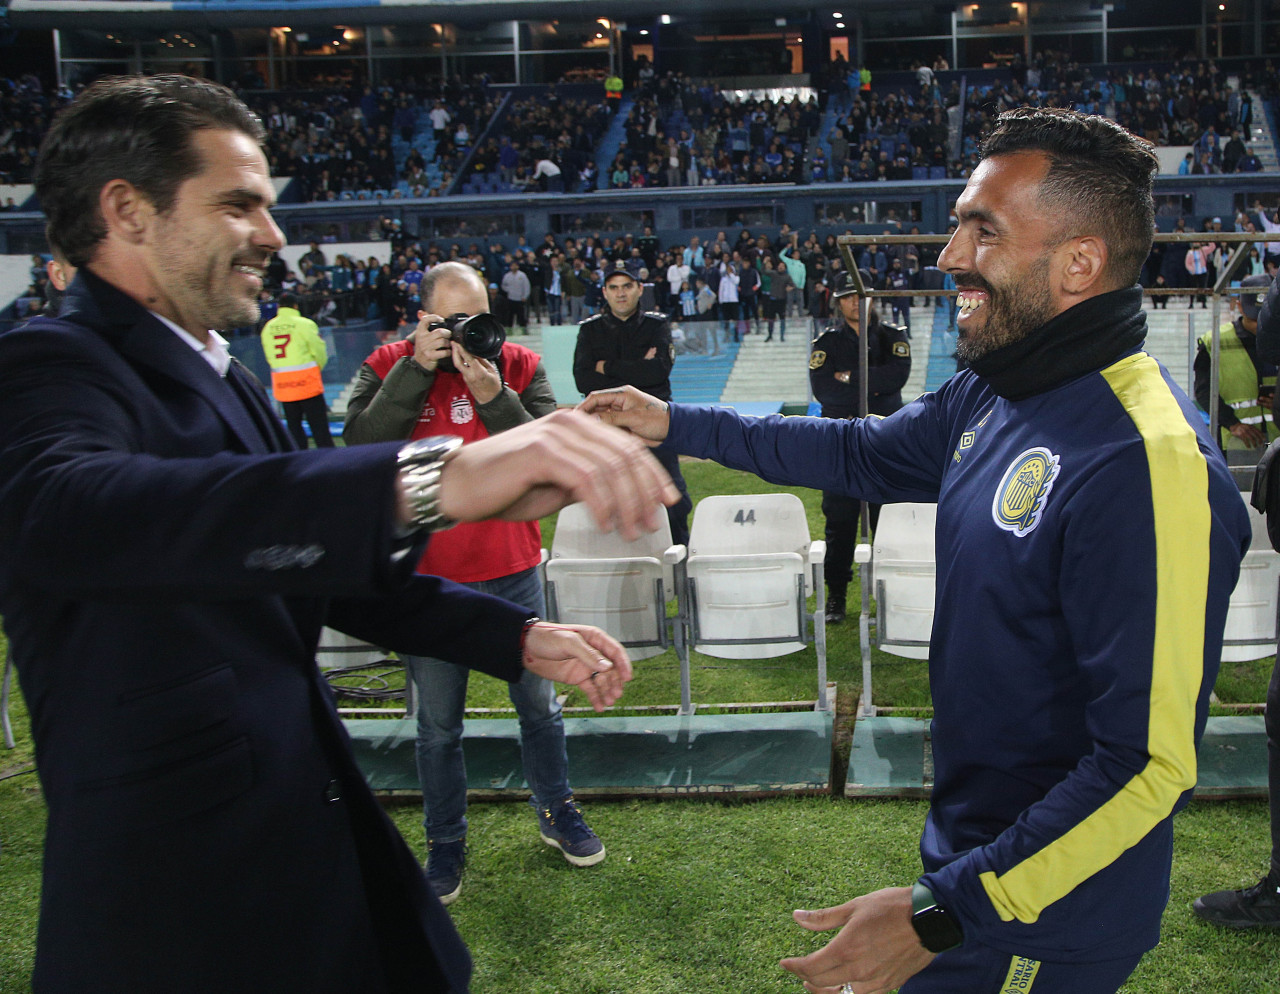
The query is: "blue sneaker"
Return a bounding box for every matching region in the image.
[425,838,466,906]
[537,798,606,867]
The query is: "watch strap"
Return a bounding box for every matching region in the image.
[396,436,464,533]
[911,881,964,953]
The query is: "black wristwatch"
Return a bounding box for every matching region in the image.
[911,882,964,953]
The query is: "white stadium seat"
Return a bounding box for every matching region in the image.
[543,501,691,711]
[684,494,830,710]
[871,502,938,661]
[1221,488,1280,663]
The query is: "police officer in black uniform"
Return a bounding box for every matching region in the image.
[809,270,912,623]
[574,264,693,544]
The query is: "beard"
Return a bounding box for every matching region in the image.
[154,220,263,332]
[955,254,1056,365]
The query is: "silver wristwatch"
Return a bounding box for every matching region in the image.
[396,436,464,533]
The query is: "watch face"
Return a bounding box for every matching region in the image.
[912,905,964,953]
[402,435,462,462]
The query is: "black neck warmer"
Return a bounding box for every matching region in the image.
[966,286,1148,401]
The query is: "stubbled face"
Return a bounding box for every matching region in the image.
[604,277,641,319]
[939,152,1061,364]
[147,128,283,336]
[837,293,862,332]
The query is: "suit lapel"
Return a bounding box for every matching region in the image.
[228,358,297,452]
[66,269,280,455]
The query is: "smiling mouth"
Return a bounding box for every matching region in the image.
[956,290,987,317]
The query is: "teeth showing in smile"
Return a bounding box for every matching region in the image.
[957,293,984,316]
[235,265,263,278]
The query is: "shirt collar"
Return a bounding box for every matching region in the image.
[151,312,233,377]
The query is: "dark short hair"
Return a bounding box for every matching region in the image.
[43,222,67,264]
[34,74,266,268]
[278,292,299,308]
[980,107,1157,290]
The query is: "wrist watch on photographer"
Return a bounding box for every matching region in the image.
[911,881,964,953]
[396,436,463,533]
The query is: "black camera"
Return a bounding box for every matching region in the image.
[430,311,506,363]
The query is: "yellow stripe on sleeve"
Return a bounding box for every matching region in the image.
[979,352,1210,924]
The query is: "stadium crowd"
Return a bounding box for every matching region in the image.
[3,53,1280,328]
[957,52,1276,175]
[3,53,1275,204]
[815,51,1279,183]
[249,76,496,201]
[463,88,612,193]
[180,195,1276,345]
[606,76,822,188]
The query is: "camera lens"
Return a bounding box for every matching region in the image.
[451,312,506,361]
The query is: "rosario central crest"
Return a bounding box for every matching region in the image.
[992,447,1061,537]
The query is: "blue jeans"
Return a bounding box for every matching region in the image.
[402,566,570,843]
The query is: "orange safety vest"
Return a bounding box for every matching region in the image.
[261,307,327,401]
[269,364,324,402]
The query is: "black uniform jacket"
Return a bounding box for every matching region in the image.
[809,314,911,419]
[572,307,674,400]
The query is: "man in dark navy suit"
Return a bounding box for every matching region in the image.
[0,75,676,994]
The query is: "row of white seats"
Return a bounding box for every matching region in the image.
[310,493,831,717]
[857,490,1280,712]
[13,491,1266,748]
[544,493,831,713]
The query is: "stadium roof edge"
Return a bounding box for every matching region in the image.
[7,0,840,30]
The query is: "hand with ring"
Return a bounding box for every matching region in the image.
[410,311,452,371]
[451,342,501,403]
[520,620,633,711]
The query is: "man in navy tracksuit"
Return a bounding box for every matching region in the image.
[582,108,1251,994]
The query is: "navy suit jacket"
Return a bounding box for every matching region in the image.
[0,269,531,993]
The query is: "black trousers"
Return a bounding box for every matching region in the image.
[283,393,334,449]
[652,442,691,547]
[821,491,879,594]
[1268,655,1280,872]
[1188,271,1209,307]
